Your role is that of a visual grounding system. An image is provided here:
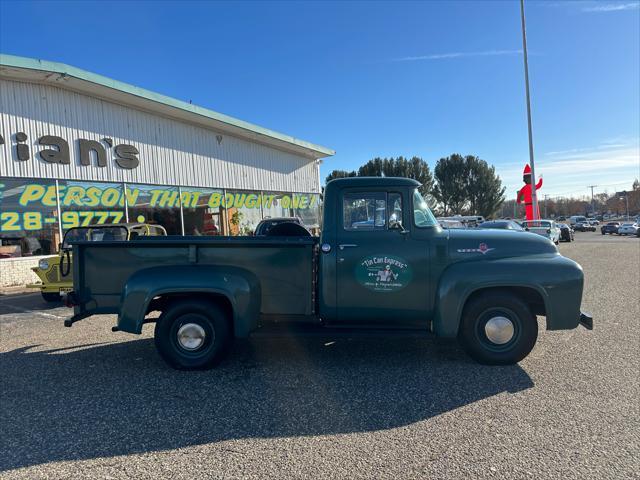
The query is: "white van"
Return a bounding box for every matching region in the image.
[569,215,588,226]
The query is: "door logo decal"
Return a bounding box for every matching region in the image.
[355,255,413,292]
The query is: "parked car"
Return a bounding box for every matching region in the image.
[569,215,588,227]
[557,216,566,221]
[588,219,599,226]
[558,223,574,242]
[617,223,639,236]
[28,223,167,302]
[63,177,592,369]
[601,222,621,235]
[521,220,561,244]
[254,217,304,236]
[479,220,525,231]
[574,222,596,232]
[438,218,465,229]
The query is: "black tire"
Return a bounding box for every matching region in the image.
[41,292,61,303]
[154,299,232,370]
[458,291,538,365]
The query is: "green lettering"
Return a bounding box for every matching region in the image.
[18,184,45,206]
[101,188,120,207]
[209,192,222,208]
[84,187,102,207]
[62,186,86,207]
[149,190,163,207]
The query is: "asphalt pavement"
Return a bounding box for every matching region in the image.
[1,233,638,479]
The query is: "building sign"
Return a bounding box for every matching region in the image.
[0,180,318,232]
[0,132,139,169]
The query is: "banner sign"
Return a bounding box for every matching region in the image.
[0,181,318,232]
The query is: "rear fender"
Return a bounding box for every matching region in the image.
[118,265,260,337]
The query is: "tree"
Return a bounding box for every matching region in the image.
[356,156,434,196]
[465,156,506,218]
[325,170,356,184]
[432,154,505,217]
[433,154,470,215]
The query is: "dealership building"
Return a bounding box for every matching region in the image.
[0,54,334,286]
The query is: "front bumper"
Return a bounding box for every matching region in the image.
[579,311,593,330]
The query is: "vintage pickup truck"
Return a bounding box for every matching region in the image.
[65,177,592,369]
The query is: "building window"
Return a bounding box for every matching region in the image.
[181,187,226,236]
[292,193,321,231]
[57,180,126,232]
[126,184,182,235]
[261,192,292,219]
[0,177,59,257]
[224,190,263,236]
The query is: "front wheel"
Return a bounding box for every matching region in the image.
[458,292,538,365]
[154,299,231,370]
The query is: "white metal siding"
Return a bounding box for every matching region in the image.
[0,79,320,193]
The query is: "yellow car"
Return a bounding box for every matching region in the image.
[29,223,167,302]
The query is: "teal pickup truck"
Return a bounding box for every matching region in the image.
[65,177,592,369]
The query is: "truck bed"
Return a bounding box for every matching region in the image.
[71,235,318,318]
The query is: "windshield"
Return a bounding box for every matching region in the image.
[412,189,438,228]
[62,226,128,248]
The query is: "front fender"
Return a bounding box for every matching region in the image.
[118,265,260,337]
[433,254,584,337]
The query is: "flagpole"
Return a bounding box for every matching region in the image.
[519,0,539,219]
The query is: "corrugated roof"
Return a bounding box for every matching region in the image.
[0,53,335,159]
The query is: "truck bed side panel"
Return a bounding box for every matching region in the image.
[73,238,316,319]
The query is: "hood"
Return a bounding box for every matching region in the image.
[447,228,557,262]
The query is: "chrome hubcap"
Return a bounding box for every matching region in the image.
[484,316,515,345]
[177,323,206,351]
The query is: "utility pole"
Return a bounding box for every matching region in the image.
[587,185,597,216]
[519,0,539,220]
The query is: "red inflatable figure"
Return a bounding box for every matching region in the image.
[517,164,543,221]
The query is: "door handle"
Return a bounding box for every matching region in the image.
[338,244,358,250]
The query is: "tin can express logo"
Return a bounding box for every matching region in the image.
[356,255,412,292]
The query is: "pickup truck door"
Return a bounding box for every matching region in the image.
[334,189,430,327]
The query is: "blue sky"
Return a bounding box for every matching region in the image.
[1,0,638,199]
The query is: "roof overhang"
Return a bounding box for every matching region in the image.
[0,54,335,160]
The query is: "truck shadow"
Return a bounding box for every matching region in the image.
[0,335,533,471]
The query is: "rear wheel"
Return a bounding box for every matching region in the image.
[458,291,538,365]
[41,292,61,303]
[154,299,231,370]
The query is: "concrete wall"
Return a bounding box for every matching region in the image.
[0,256,41,287]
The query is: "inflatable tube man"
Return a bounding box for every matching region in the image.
[517,164,542,221]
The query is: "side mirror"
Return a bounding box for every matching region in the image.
[525,227,530,231]
[389,218,407,234]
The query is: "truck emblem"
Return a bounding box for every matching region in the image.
[355,254,413,293]
[457,243,495,254]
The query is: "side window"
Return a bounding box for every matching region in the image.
[343,192,387,231]
[388,193,403,228]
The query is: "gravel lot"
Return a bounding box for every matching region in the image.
[1,233,638,479]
